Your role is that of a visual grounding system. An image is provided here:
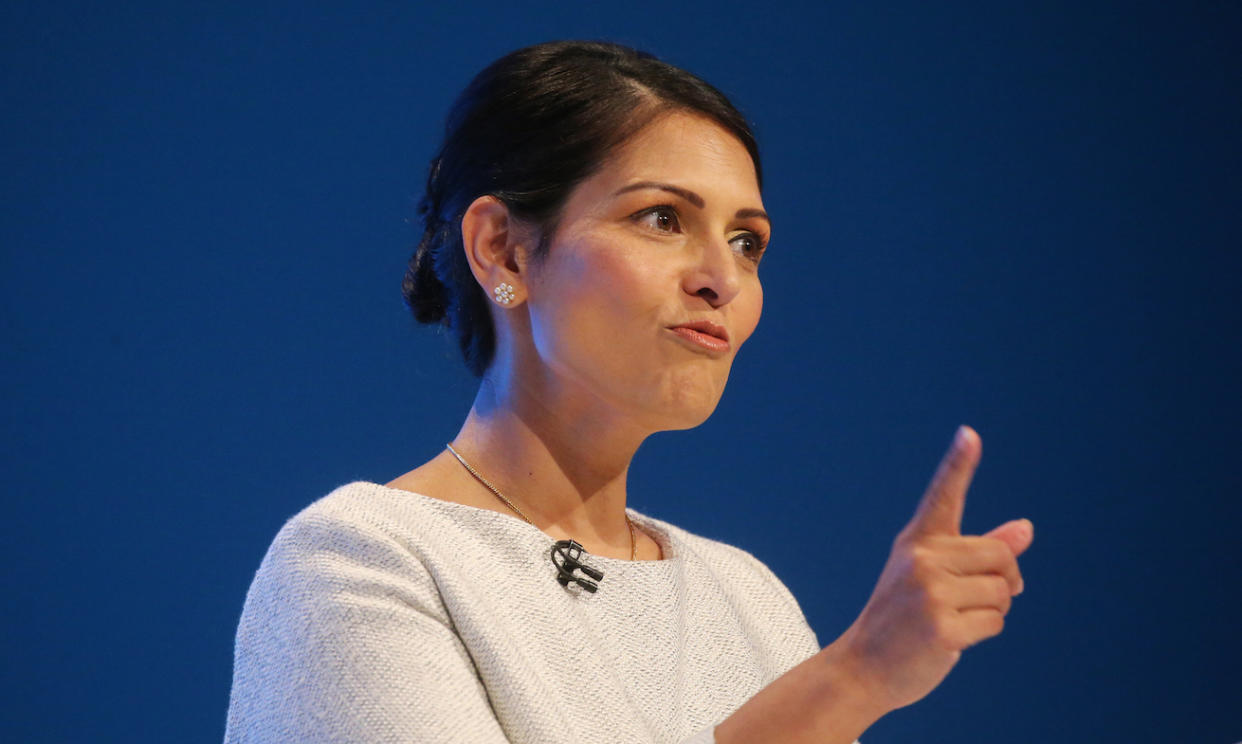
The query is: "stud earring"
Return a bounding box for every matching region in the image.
[493,282,515,305]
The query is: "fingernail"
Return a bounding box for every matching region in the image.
[1015,577,1025,595]
[955,425,978,452]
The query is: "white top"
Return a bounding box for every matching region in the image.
[224,481,823,743]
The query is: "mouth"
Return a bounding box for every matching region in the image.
[666,320,731,354]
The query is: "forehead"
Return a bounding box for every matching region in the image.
[572,111,762,205]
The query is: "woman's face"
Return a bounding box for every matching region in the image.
[520,110,768,431]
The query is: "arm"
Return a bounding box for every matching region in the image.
[224,508,511,744]
[714,637,881,744]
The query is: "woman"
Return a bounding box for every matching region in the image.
[225,41,1033,744]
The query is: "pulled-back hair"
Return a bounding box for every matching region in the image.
[402,40,761,376]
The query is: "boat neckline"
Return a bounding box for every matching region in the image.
[352,480,683,565]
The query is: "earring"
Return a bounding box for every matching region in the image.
[493,282,515,305]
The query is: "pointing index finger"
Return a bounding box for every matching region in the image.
[909,426,982,537]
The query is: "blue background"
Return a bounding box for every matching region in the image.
[4,1,1239,741]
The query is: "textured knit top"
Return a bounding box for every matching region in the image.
[224,481,824,743]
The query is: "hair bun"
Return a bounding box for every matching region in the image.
[402,223,449,325]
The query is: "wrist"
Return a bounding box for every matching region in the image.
[816,628,897,725]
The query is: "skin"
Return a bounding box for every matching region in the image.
[386,110,1034,739]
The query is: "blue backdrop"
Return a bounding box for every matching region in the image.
[4,1,1239,741]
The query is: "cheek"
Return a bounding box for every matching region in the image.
[529,241,667,367]
[580,245,661,309]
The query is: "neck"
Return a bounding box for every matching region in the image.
[449,366,649,551]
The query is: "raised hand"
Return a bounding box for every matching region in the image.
[715,427,1034,744]
[834,426,1034,711]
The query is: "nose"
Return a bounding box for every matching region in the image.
[681,236,742,308]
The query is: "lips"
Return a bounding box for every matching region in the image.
[667,320,731,354]
[669,320,729,343]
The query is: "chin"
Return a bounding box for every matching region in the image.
[635,406,715,433]
[646,381,726,431]
[663,408,717,432]
[609,359,732,432]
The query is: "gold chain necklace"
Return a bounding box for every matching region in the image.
[445,443,637,561]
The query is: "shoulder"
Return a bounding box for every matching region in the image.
[646,513,764,568]
[269,479,476,550]
[264,481,420,564]
[240,481,467,632]
[632,510,822,653]
[635,511,806,607]
[253,480,546,599]
[253,481,459,599]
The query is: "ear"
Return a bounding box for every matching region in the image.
[460,195,526,308]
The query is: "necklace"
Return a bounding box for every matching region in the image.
[445,443,637,561]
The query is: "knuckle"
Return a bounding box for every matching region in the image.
[963,612,1005,649]
[909,543,936,569]
[982,538,1010,565]
[931,614,957,649]
[991,578,1012,613]
[894,526,922,551]
[892,528,910,550]
[924,582,949,611]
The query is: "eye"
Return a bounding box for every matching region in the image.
[633,205,681,234]
[729,232,767,263]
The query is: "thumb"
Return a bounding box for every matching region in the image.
[983,518,1035,558]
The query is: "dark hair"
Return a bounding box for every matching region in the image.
[402,40,761,376]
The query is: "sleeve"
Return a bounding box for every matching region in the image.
[223,506,512,744]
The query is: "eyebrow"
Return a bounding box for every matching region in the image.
[612,181,770,224]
